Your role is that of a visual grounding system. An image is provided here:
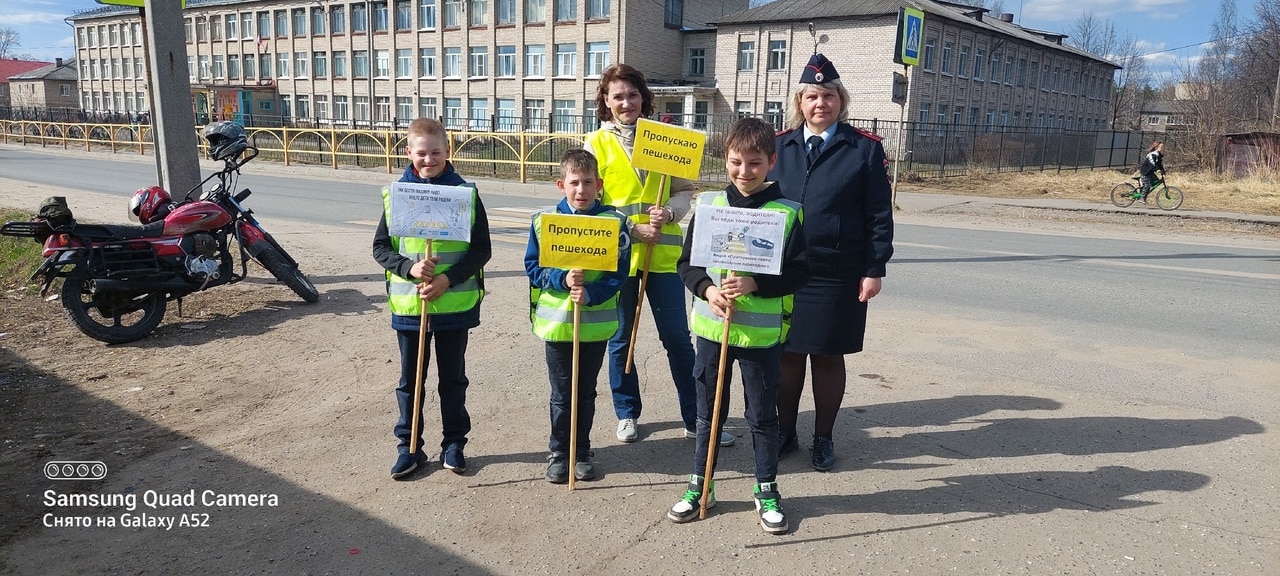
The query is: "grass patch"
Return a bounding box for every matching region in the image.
[905,169,1280,217]
[0,210,43,291]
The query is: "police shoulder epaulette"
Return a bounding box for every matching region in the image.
[852,127,884,142]
[776,127,795,138]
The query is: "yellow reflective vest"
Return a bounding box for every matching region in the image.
[529,210,627,342]
[689,191,802,348]
[585,129,684,275]
[381,187,483,316]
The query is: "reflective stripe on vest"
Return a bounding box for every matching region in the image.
[382,186,483,316]
[528,209,626,342]
[585,129,683,275]
[688,192,801,348]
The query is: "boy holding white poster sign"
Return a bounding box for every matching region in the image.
[524,150,631,484]
[373,118,492,479]
[670,118,809,534]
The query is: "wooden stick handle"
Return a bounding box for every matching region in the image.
[700,304,733,519]
[569,300,581,491]
[408,239,434,456]
[624,174,670,375]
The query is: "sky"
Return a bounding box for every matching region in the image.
[1,0,1262,83]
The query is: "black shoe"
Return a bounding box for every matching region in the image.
[442,444,466,474]
[779,431,799,456]
[574,458,596,481]
[390,451,427,479]
[811,435,835,471]
[546,454,569,484]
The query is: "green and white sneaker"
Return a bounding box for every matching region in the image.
[753,482,788,534]
[667,475,715,523]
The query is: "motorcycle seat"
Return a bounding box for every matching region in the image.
[74,221,167,240]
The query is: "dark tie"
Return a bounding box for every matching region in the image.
[806,135,824,167]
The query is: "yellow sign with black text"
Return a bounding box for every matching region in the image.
[631,119,707,181]
[538,213,620,271]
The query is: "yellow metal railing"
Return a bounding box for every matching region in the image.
[0,120,588,183]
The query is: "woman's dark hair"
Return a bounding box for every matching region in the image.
[594,64,654,123]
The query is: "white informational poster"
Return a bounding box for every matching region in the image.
[689,205,787,275]
[387,182,474,241]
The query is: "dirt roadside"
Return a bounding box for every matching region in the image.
[1,176,1277,575]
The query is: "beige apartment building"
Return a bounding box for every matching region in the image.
[70,0,747,131]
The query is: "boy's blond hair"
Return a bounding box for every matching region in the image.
[407,117,448,142]
[724,117,777,157]
[559,149,599,180]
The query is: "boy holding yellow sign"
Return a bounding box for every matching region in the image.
[669,118,809,534]
[524,150,631,484]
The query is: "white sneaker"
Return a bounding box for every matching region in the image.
[683,428,736,447]
[616,418,638,443]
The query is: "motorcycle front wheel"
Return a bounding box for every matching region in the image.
[61,267,167,344]
[249,243,320,303]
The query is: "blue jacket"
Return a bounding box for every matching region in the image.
[372,161,492,332]
[524,199,630,306]
[768,123,894,279]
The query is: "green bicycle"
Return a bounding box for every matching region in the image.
[1110,174,1183,210]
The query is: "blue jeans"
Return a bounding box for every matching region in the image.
[607,273,698,428]
[546,341,606,456]
[395,328,471,455]
[691,337,780,483]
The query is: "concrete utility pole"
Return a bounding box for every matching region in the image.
[143,0,201,198]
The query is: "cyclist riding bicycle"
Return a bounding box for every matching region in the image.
[1138,141,1166,200]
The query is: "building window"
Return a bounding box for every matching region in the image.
[497,45,516,77]
[376,50,391,77]
[960,46,971,76]
[334,95,349,120]
[767,40,786,71]
[470,0,488,26]
[196,19,208,42]
[333,51,348,77]
[296,95,310,118]
[922,39,935,71]
[312,8,326,34]
[244,54,256,78]
[664,0,682,28]
[989,52,999,83]
[60,84,71,97]
[124,58,134,79]
[295,52,308,77]
[693,101,708,129]
[134,57,143,79]
[396,0,413,29]
[444,97,463,128]
[281,95,292,118]
[315,95,329,120]
[259,54,271,78]
[258,13,270,38]
[419,48,437,77]
[275,10,288,37]
[225,14,238,39]
[496,98,517,131]
[554,43,576,77]
[396,49,413,77]
[213,56,225,79]
[352,4,368,32]
[554,0,575,21]
[525,45,545,76]
[419,0,437,28]
[468,47,488,77]
[199,55,211,80]
[764,101,783,130]
[445,0,463,27]
[354,50,370,77]
[688,48,705,76]
[373,2,390,32]
[419,96,438,120]
[526,0,545,22]
[374,97,389,123]
[331,7,346,33]
[973,48,984,80]
[397,96,414,123]
[293,9,307,36]
[355,96,371,122]
[941,41,952,74]
[524,99,546,130]
[314,52,328,77]
[586,42,609,77]
[441,47,461,77]
[1004,56,1013,84]
[917,103,929,123]
[553,99,576,132]
[469,98,489,129]
[588,0,608,19]
[737,41,755,71]
[276,53,289,77]
[229,55,240,79]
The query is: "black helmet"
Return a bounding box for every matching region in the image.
[202,121,248,161]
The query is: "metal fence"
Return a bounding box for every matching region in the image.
[0,108,1158,182]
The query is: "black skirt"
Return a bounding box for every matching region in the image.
[784,275,868,355]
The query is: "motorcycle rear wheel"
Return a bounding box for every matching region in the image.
[61,267,167,344]
[250,243,320,303]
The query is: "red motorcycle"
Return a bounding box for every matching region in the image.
[1,122,318,344]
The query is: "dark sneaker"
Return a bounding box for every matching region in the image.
[390,451,427,480]
[683,428,737,447]
[546,454,569,484]
[753,482,788,534]
[574,460,596,481]
[442,444,466,474]
[811,435,835,471]
[668,475,715,523]
[779,431,799,456]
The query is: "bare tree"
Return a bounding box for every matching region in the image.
[1226,0,1280,128]
[0,27,20,59]
[1178,0,1241,169]
[1068,10,1116,55]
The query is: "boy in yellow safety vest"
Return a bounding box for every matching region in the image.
[668,117,810,534]
[524,149,631,483]
[373,118,492,479]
